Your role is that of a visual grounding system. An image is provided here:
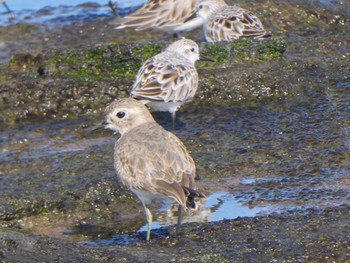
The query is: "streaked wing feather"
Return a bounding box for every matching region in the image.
[131,58,198,102]
[207,7,266,41]
[117,0,198,30]
[115,124,196,205]
[239,10,266,38]
[152,180,187,206]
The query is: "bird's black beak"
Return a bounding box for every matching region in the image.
[200,54,214,62]
[184,12,197,22]
[88,121,108,132]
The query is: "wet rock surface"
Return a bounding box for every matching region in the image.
[0,0,350,261]
[1,205,350,262]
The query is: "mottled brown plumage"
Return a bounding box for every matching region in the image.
[100,98,204,240]
[130,38,204,128]
[112,0,203,33]
[131,39,200,111]
[197,0,268,42]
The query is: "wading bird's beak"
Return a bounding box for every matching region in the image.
[200,54,214,62]
[184,12,197,22]
[88,121,108,132]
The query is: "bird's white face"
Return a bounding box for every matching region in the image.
[196,2,211,20]
[178,43,200,64]
[166,38,201,64]
[103,99,154,135]
[104,107,130,134]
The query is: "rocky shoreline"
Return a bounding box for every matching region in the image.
[0,0,349,262]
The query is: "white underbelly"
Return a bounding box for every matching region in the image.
[146,101,184,113]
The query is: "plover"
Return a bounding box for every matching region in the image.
[96,98,204,240]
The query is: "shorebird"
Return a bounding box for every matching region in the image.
[130,38,212,128]
[96,98,204,240]
[111,0,204,36]
[196,0,269,42]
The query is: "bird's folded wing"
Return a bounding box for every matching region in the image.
[206,8,266,41]
[114,0,198,30]
[131,59,198,102]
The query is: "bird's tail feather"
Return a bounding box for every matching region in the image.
[183,186,205,210]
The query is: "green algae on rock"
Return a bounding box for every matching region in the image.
[201,37,286,63]
[1,38,287,126]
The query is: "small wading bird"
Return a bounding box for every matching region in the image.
[95,98,205,240]
[130,38,213,129]
[196,0,269,42]
[111,0,204,36]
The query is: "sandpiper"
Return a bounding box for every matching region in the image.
[196,0,268,42]
[112,0,204,36]
[130,38,211,128]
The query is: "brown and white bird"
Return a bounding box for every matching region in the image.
[112,0,204,35]
[196,0,268,42]
[130,38,211,127]
[98,98,204,240]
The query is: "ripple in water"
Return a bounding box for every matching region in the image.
[0,0,146,26]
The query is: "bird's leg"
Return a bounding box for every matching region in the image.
[176,205,183,235]
[171,111,176,131]
[173,32,180,39]
[143,206,152,241]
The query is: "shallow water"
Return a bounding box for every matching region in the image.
[80,192,268,245]
[0,0,145,26]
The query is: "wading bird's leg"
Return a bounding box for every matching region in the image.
[143,206,152,241]
[171,111,176,131]
[176,205,183,235]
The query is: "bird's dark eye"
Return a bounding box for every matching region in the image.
[191,48,195,52]
[199,5,203,9]
[116,111,126,118]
